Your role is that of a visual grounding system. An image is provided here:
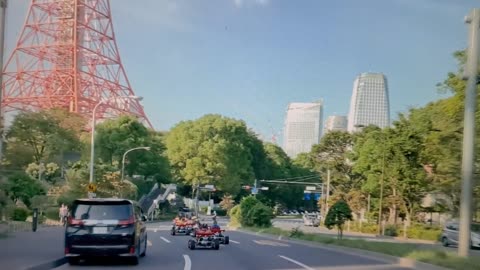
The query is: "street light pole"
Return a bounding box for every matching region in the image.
[121,146,151,181]
[88,100,103,185]
[458,8,480,258]
[88,96,143,188]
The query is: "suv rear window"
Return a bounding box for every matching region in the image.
[72,202,133,220]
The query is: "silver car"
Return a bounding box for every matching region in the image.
[303,213,320,227]
[441,221,480,248]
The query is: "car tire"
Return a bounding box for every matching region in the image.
[442,237,449,247]
[68,258,79,265]
[188,239,196,250]
[224,236,229,245]
[140,237,147,257]
[171,229,176,236]
[213,239,220,250]
[130,256,139,265]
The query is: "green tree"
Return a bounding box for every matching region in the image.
[166,114,256,195]
[324,200,353,239]
[5,110,81,167]
[95,116,171,183]
[4,173,46,207]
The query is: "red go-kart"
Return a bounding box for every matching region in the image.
[210,225,229,245]
[188,226,220,250]
[171,218,193,236]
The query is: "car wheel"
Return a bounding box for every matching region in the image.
[171,229,176,236]
[68,258,79,265]
[140,237,147,257]
[224,236,229,245]
[213,239,220,250]
[188,239,196,250]
[442,237,449,247]
[130,256,139,265]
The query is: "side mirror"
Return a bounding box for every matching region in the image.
[141,215,147,222]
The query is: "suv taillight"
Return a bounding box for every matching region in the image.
[118,216,135,227]
[68,217,84,226]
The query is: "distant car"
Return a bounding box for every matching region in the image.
[303,213,320,227]
[64,198,148,265]
[441,221,480,248]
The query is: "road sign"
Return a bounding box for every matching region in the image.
[88,192,96,199]
[205,184,215,190]
[252,187,258,195]
[260,187,269,191]
[306,186,316,191]
[87,183,96,193]
[304,190,312,193]
[314,193,321,200]
[303,193,311,200]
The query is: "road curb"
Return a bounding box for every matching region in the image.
[237,229,450,270]
[24,257,67,270]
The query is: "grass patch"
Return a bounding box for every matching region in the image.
[156,212,177,221]
[408,250,480,270]
[244,226,479,270]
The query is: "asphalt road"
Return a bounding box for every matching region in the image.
[52,223,410,270]
[1,226,65,270]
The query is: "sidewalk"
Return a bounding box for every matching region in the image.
[1,226,65,270]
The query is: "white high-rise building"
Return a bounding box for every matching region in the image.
[283,101,323,158]
[325,115,348,132]
[347,73,390,132]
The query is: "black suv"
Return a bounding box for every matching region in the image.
[64,198,148,265]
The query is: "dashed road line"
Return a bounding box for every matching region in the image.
[147,240,153,246]
[183,254,192,270]
[230,240,240,244]
[278,255,314,270]
[254,240,290,247]
[160,236,171,243]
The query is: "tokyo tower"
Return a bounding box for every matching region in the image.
[1,0,152,127]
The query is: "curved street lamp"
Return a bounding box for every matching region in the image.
[121,146,151,182]
[88,95,143,186]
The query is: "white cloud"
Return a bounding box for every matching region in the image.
[113,0,193,32]
[233,0,270,8]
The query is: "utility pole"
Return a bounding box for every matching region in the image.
[0,0,7,163]
[459,8,480,258]
[325,169,330,213]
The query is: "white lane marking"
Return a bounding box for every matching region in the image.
[183,254,192,270]
[147,240,153,247]
[254,240,290,247]
[230,240,240,244]
[278,255,314,270]
[154,229,157,232]
[160,236,171,243]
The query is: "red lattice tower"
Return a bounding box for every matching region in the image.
[2,0,152,127]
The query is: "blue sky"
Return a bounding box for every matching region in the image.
[6,0,477,143]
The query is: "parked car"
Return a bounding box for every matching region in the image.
[441,221,480,248]
[64,198,148,265]
[303,213,320,227]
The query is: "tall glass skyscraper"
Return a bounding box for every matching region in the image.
[283,101,323,158]
[347,73,390,132]
[325,115,348,132]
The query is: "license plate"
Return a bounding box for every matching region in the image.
[93,227,108,234]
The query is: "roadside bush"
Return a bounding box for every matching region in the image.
[45,207,60,221]
[213,208,227,216]
[11,208,29,221]
[401,224,442,241]
[290,227,304,238]
[384,225,398,237]
[228,205,241,228]
[239,196,261,224]
[244,203,273,227]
